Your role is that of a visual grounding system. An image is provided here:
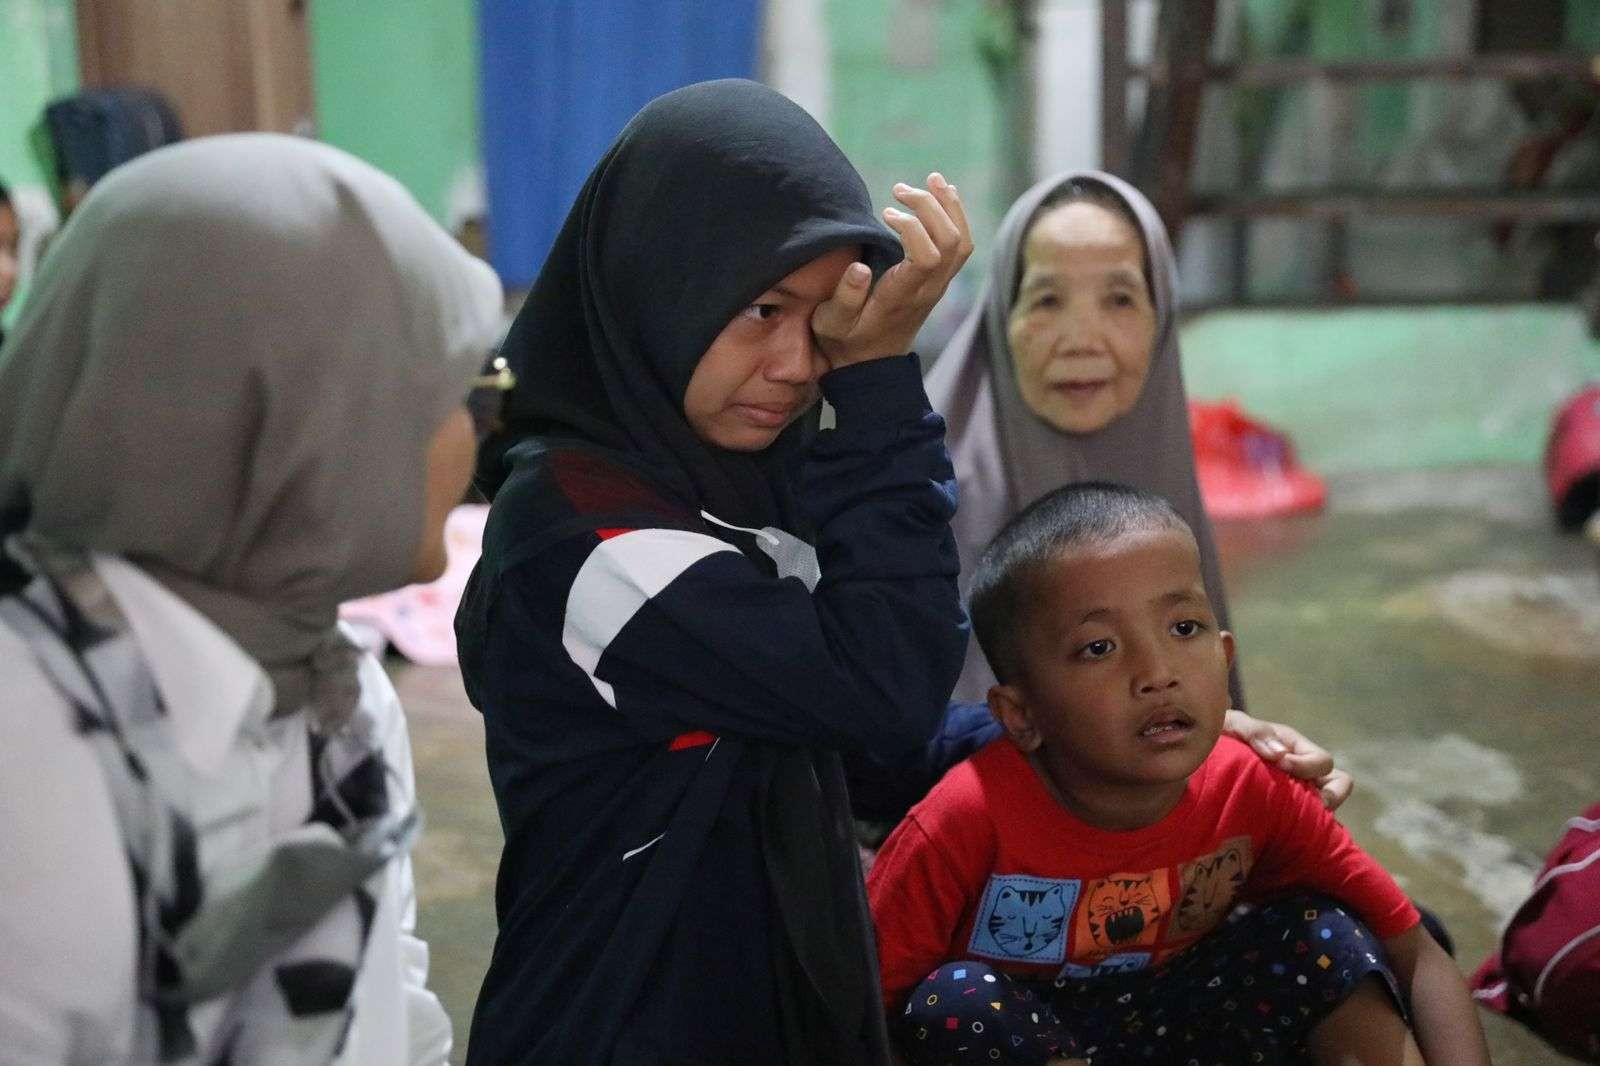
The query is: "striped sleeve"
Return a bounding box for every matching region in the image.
[562,528,738,708]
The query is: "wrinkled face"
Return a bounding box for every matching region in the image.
[0,203,18,312]
[411,405,476,583]
[683,245,859,452]
[1007,200,1156,434]
[1001,527,1234,795]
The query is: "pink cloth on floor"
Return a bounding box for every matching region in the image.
[339,504,487,666]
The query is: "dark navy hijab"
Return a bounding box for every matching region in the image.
[478,79,902,532]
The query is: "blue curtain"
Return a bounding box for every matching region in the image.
[478,0,763,288]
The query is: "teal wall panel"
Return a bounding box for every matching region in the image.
[1182,305,1600,473]
[309,0,482,226]
[0,0,76,329]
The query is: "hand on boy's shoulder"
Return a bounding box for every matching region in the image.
[1212,735,1347,837]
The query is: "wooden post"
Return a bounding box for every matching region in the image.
[73,0,313,137]
[1130,0,1219,244]
[1100,0,1130,175]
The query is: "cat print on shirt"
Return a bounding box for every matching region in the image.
[968,875,1080,964]
[1176,837,1253,935]
[1057,951,1152,981]
[1079,872,1170,952]
[990,885,1067,955]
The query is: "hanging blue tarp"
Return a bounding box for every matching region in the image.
[478,0,762,288]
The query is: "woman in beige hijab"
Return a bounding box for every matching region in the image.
[0,134,502,1064]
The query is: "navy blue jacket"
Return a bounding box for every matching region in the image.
[456,356,966,1065]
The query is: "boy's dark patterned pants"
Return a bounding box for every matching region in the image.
[896,895,1404,1066]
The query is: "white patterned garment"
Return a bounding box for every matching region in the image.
[0,550,449,1066]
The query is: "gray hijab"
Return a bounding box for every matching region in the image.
[925,169,1236,704]
[0,133,503,720]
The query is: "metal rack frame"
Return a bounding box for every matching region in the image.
[1098,0,1600,305]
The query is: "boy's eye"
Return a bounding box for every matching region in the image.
[1171,619,1202,638]
[1078,638,1115,660]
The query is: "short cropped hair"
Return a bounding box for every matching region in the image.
[969,481,1191,684]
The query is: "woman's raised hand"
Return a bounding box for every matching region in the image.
[812,172,974,369]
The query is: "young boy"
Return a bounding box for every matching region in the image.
[867,482,1489,1065]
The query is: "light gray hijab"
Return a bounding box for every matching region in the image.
[925,169,1236,704]
[0,133,504,720]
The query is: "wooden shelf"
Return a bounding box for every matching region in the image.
[1190,191,1600,221]
[1129,52,1600,87]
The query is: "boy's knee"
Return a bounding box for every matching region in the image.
[1307,977,1421,1065]
[1256,894,1377,948]
[900,960,1012,1024]
[1251,895,1412,1043]
[896,961,1068,1066]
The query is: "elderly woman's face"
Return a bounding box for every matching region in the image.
[1006,200,1156,434]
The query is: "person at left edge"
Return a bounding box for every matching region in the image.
[455,79,972,1065]
[0,134,502,1064]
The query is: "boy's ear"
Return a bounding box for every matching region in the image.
[988,684,1042,753]
[1220,630,1236,670]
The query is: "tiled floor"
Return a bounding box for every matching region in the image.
[395,464,1597,1063]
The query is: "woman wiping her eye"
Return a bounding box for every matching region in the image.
[455,79,973,1065]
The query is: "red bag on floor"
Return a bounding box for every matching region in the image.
[1546,384,1600,529]
[1189,400,1326,520]
[1471,802,1600,1062]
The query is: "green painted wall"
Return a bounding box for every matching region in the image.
[0,0,75,193]
[1181,305,1600,473]
[826,0,1010,281]
[1567,0,1600,47]
[0,0,76,330]
[308,0,482,226]
[1191,4,1600,472]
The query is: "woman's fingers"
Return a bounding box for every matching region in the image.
[1245,716,1350,811]
[933,174,975,260]
[811,261,872,342]
[883,204,942,273]
[813,173,973,367]
[1223,709,1342,789]
[1268,723,1336,782]
[1223,708,1283,758]
[1317,769,1355,811]
[878,175,973,309]
[894,178,963,262]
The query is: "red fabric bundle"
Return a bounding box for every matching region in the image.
[1472,802,1600,1062]
[1189,400,1326,520]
